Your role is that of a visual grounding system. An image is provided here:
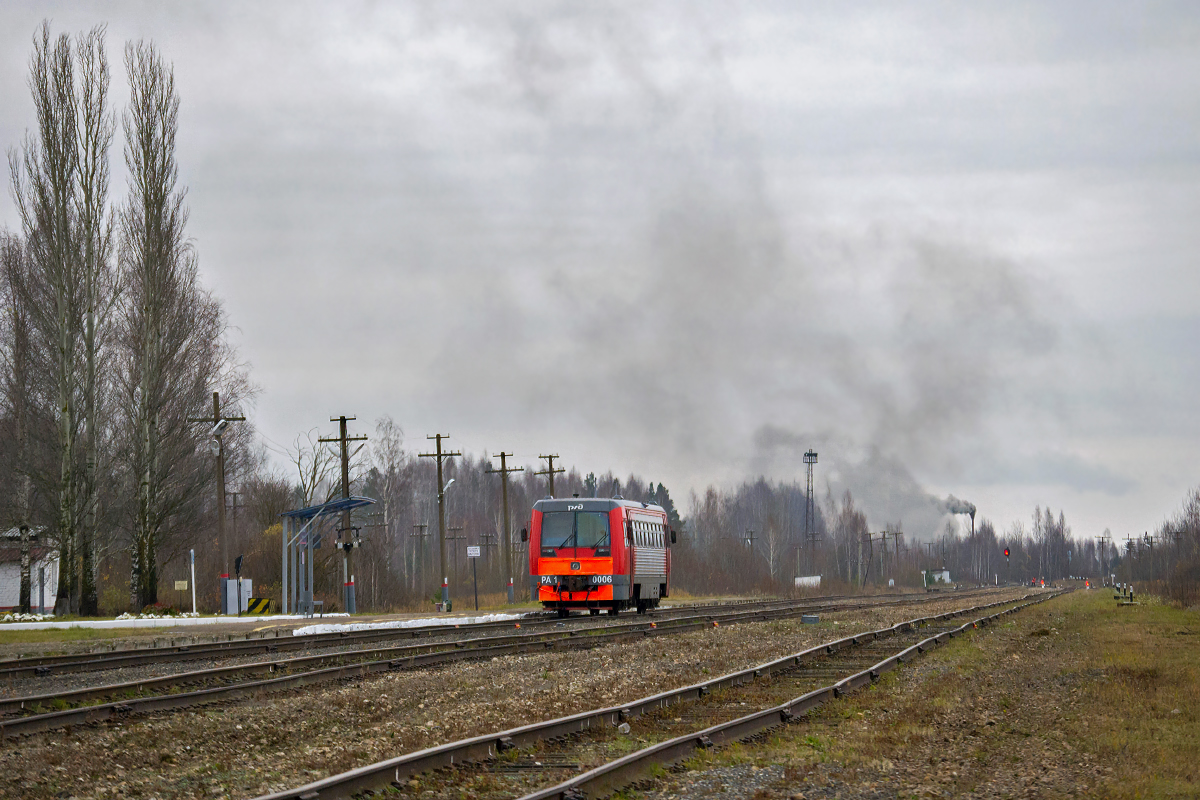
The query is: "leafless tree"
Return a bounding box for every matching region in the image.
[369,415,411,600]
[75,26,116,616]
[116,40,224,609]
[288,428,338,507]
[9,23,86,614]
[0,235,37,611]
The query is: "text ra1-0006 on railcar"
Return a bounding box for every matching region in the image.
[524,496,677,617]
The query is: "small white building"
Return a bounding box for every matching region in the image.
[0,528,59,613]
[924,569,952,586]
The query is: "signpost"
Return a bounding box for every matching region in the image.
[467,546,481,611]
[234,555,244,617]
[175,580,188,611]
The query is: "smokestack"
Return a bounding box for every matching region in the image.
[944,494,976,517]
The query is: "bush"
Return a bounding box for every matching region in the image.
[141,602,180,616]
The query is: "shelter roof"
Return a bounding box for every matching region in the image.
[280,496,376,521]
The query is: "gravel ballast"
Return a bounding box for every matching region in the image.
[0,589,1033,800]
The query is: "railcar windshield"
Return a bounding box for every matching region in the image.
[539,511,610,550]
[576,512,610,549]
[540,512,575,549]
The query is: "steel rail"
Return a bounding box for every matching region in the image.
[0,600,835,717]
[0,596,818,678]
[0,591,969,736]
[0,588,995,683]
[248,591,1056,800]
[521,590,1067,800]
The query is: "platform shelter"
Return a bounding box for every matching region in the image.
[281,496,375,616]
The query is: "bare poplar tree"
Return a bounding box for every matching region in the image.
[0,235,36,611]
[74,26,115,616]
[118,40,223,609]
[9,24,86,614]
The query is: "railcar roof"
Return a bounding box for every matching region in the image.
[533,497,666,514]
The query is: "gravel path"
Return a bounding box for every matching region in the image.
[0,588,1031,800]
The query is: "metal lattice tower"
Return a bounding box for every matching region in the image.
[803,449,818,573]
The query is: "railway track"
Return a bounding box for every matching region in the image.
[249,590,1063,800]
[0,590,1006,738]
[0,596,821,679]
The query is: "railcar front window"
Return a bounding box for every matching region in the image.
[575,512,610,549]
[541,512,574,549]
[539,511,610,551]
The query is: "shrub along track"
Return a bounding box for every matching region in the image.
[0,591,1006,738]
[251,591,1063,800]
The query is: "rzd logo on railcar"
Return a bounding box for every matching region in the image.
[567,503,583,510]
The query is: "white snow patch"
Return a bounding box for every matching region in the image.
[0,612,350,631]
[292,612,527,636]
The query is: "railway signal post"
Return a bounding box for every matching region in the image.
[486,452,524,603]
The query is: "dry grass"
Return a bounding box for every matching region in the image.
[635,589,1200,799]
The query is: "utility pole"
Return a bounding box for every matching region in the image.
[448,526,465,585]
[480,529,499,564]
[188,391,245,584]
[360,512,388,609]
[410,523,430,594]
[536,454,566,497]
[879,531,889,583]
[319,416,367,614]
[1097,533,1112,583]
[486,452,524,603]
[419,435,461,609]
[1145,532,1155,585]
[227,491,240,532]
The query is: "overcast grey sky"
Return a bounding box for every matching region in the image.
[3,1,1198,540]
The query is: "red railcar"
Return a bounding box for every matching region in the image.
[525,497,675,617]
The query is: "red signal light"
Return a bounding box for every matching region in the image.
[1004,548,1010,558]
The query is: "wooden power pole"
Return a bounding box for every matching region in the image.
[319,416,367,613]
[188,391,244,589]
[486,452,524,603]
[536,454,566,497]
[420,434,461,609]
